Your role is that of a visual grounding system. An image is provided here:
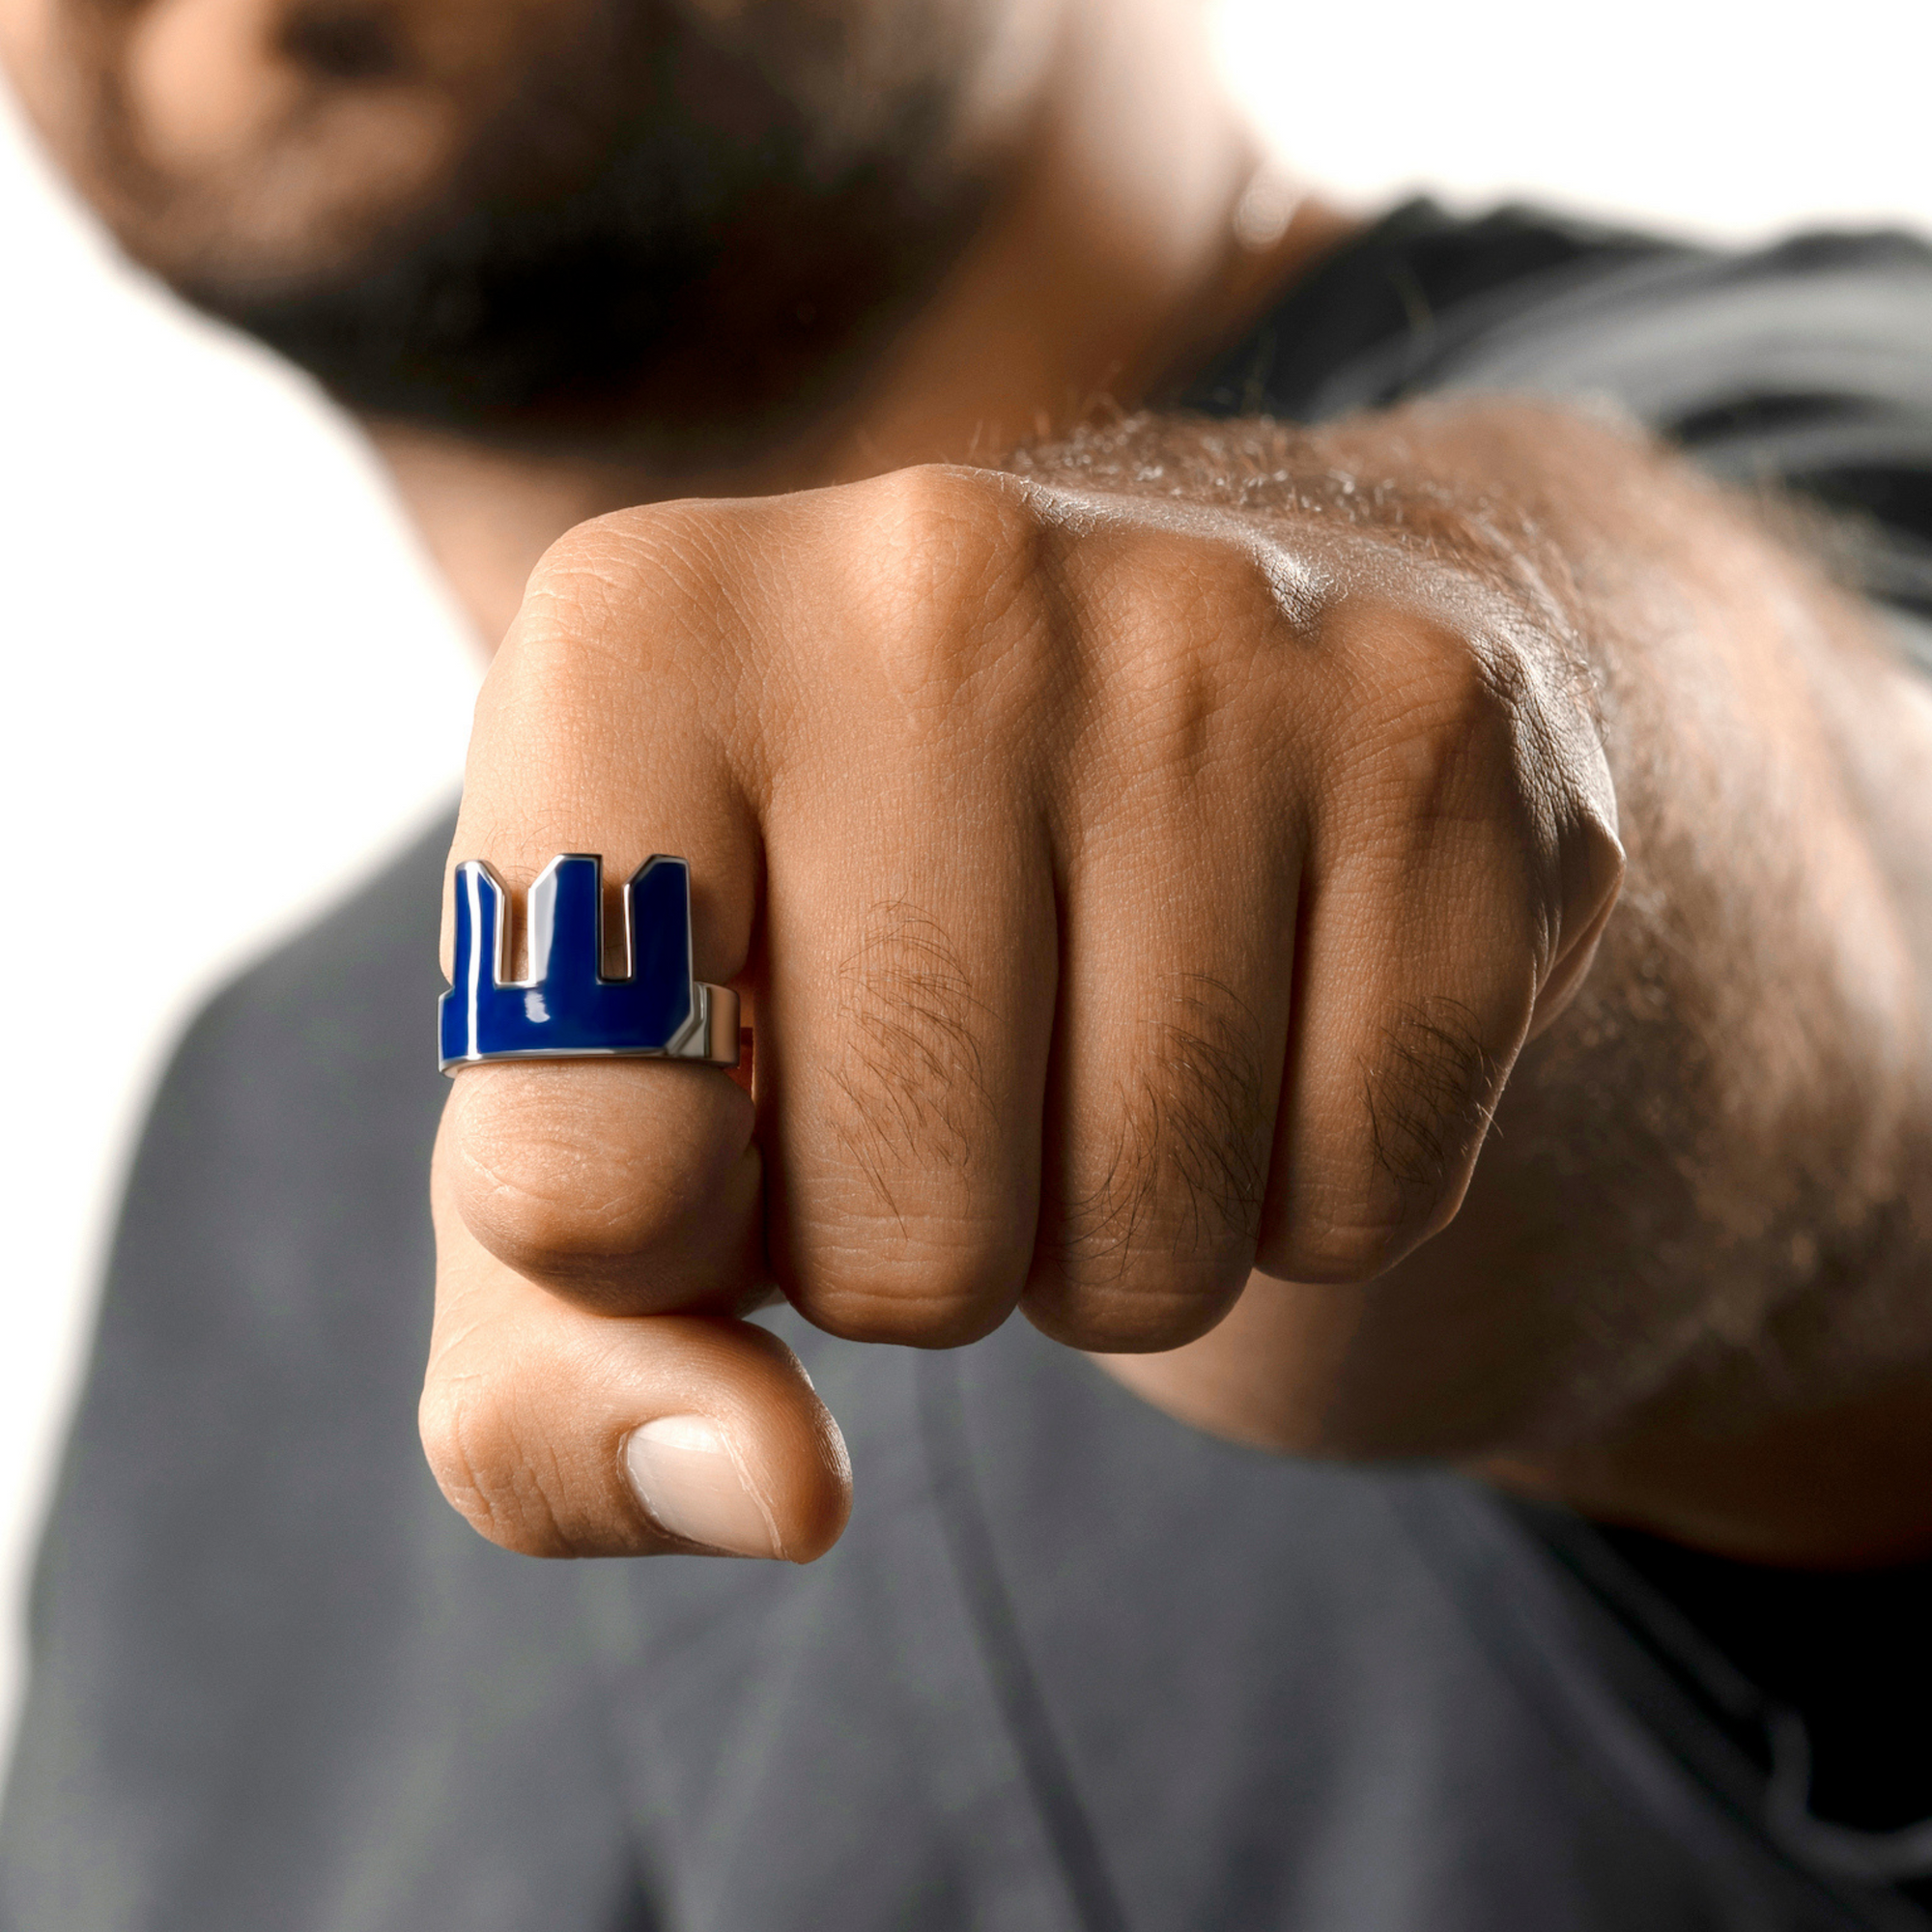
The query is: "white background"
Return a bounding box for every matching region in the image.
[1,0,1927,1766]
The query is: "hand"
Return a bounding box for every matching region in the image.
[422,446,1623,1561]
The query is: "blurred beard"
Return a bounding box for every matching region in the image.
[172,4,992,454]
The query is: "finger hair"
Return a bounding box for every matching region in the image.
[1060,977,1271,1281]
[829,900,992,1224]
[1363,996,1505,1209]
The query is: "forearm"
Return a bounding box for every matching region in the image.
[1037,402,1932,1549]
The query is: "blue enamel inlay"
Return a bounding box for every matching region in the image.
[439,854,696,1067]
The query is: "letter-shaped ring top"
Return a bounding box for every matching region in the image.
[439,854,741,1072]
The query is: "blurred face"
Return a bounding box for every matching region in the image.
[2,0,1028,442]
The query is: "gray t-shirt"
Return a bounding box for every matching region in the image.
[7,205,1932,1931]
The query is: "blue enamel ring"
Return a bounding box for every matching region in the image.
[439,854,741,1072]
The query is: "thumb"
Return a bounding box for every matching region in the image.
[425,1139,852,1561]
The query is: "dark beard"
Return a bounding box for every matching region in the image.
[174,4,990,455]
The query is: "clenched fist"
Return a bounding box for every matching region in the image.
[423,404,1644,1562]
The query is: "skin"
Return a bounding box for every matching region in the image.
[9,0,1932,1571]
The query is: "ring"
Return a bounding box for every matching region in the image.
[439,853,741,1071]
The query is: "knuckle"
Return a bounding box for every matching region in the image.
[865,462,1028,565]
[527,500,724,603]
[1265,1212,1410,1286]
[526,515,638,599]
[447,1072,711,1283]
[519,514,667,643]
[1334,606,1528,803]
[418,1358,578,1559]
[1082,518,1285,645]
[516,503,749,689]
[1025,1276,1230,1354]
[450,1136,630,1274]
[848,465,1051,705]
[1070,527,1295,776]
[1112,524,1287,636]
[1397,647,1506,769]
[786,1213,1023,1348]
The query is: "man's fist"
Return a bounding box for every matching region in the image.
[422,448,1623,1562]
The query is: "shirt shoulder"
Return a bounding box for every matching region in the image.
[1179,197,1691,421]
[1184,201,1932,635]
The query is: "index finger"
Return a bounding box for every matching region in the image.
[440,503,769,1315]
